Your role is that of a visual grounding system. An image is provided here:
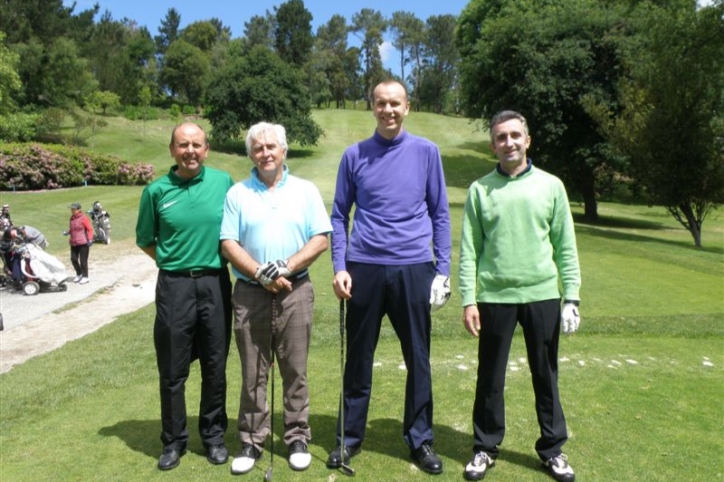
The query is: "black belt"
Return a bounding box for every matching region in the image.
[240,270,309,286]
[161,268,222,278]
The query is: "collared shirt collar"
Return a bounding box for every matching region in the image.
[496,159,532,178]
[250,164,289,190]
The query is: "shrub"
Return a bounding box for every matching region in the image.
[0,143,155,191]
[0,112,39,142]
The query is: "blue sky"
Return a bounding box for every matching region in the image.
[64,0,471,75]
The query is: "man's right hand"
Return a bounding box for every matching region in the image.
[332,271,352,300]
[463,305,481,337]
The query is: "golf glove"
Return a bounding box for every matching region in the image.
[256,260,291,285]
[561,302,580,333]
[429,274,451,312]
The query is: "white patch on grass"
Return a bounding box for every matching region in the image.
[626,359,638,365]
[509,366,520,372]
[456,354,464,359]
[457,364,469,371]
[578,360,585,367]
[398,363,407,370]
[518,357,527,364]
[611,360,622,366]
[373,362,382,368]
[702,360,714,367]
[560,357,570,362]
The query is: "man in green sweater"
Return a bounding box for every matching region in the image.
[459,110,581,482]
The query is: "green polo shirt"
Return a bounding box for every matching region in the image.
[136,165,234,271]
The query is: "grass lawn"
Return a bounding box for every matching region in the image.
[0,109,722,482]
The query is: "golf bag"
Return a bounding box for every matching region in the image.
[88,201,111,245]
[13,242,69,295]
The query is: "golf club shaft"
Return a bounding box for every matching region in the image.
[266,296,277,482]
[339,299,355,475]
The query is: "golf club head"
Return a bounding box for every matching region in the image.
[264,466,273,482]
[340,463,356,476]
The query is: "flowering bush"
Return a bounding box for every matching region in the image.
[0,143,155,191]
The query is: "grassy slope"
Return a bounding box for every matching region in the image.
[0,109,722,482]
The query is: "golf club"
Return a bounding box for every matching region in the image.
[265,296,277,482]
[338,299,355,477]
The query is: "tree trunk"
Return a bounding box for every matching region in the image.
[581,178,598,221]
[679,203,703,247]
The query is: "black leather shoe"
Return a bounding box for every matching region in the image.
[158,447,185,470]
[326,444,361,469]
[206,444,229,465]
[411,443,443,475]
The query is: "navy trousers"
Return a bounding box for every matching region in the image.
[472,299,568,461]
[338,261,436,450]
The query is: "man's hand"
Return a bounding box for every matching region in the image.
[463,305,481,337]
[332,271,352,300]
[429,274,451,312]
[561,302,580,334]
[255,260,291,285]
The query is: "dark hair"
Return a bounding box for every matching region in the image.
[489,110,529,137]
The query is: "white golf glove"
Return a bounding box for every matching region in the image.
[561,302,580,334]
[429,274,451,312]
[255,260,291,286]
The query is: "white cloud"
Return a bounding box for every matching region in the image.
[379,41,395,64]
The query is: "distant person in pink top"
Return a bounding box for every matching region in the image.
[64,202,94,284]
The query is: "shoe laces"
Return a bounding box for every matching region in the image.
[289,440,307,454]
[472,451,493,467]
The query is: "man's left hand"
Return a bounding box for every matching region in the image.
[259,260,291,281]
[561,303,581,333]
[429,274,451,312]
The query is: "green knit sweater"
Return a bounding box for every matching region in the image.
[459,165,581,306]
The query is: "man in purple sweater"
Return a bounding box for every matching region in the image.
[328,80,452,475]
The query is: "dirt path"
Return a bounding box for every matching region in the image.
[0,241,158,374]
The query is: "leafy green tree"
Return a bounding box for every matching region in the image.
[0,0,97,44]
[586,0,724,246]
[417,14,459,114]
[456,0,629,220]
[343,46,365,105]
[390,11,425,101]
[155,8,180,55]
[182,21,220,52]
[274,0,314,66]
[160,39,210,107]
[351,8,388,109]
[242,13,276,51]
[0,32,22,114]
[205,45,322,146]
[314,14,349,107]
[86,90,121,115]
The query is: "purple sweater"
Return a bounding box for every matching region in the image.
[331,130,451,275]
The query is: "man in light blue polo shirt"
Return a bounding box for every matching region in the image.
[220,122,331,475]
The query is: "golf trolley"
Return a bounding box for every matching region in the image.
[10,243,69,295]
[87,201,111,244]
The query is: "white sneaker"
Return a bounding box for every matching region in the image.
[465,451,494,480]
[288,440,311,471]
[73,275,82,283]
[79,277,89,284]
[543,454,575,482]
[230,444,261,475]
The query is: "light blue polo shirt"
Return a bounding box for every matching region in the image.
[220,165,332,281]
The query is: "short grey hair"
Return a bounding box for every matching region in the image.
[489,110,529,137]
[245,122,288,157]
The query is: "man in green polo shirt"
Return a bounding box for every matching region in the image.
[136,122,234,471]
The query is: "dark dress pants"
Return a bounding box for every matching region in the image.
[70,244,89,277]
[154,269,232,450]
[472,299,568,461]
[338,262,436,450]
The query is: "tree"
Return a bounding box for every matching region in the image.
[315,14,349,108]
[160,39,210,107]
[350,9,388,109]
[456,0,629,220]
[205,45,322,146]
[274,0,314,66]
[390,11,425,96]
[86,91,121,115]
[417,14,459,114]
[155,8,180,55]
[586,0,724,246]
[182,21,221,52]
[242,13,276,51]
[0,32,22,114]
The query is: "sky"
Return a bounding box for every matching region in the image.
[64,0,471,75]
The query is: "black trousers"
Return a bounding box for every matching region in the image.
[472,299,568,461]
[154,269,232,450]
[70,244,89,277]
[338,261,436,450]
